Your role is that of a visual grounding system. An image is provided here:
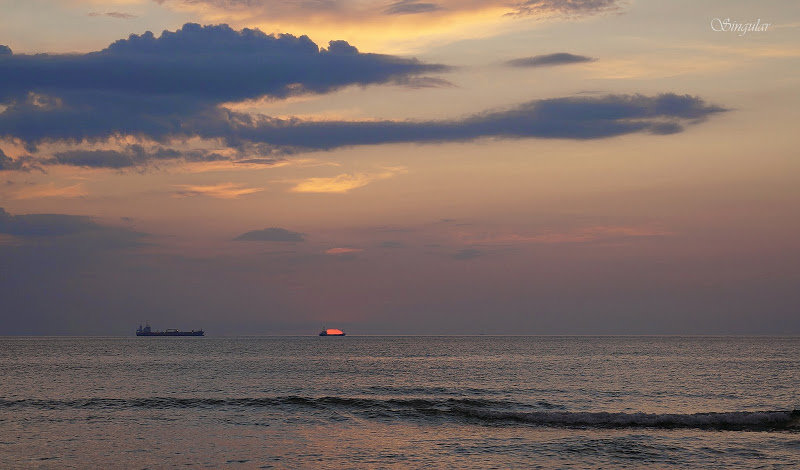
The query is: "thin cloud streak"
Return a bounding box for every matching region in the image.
[235,227,305,242]
[457,225,673,246]
[11,182,88,200]
[173,182,264,199]
[50,146,228,169]
[0,207,144,245]
[509,0,620,17]
[507,52,596,67]
[325,247,363,254]
[385,1,442,15]
[87,12,137,19]
[289,168,407,193]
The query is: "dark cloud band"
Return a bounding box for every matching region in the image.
[0,23,443,105]
[1,93,724,170]
[507,52,595,67]
[0,22,446,150]
[0,207,143,250]
[219,93,725,149]
[49,146,227,169]
[0,24,724,171]
[235,228,306,242]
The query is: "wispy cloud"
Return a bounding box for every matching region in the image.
[325,247,363,255]
[458,225,672,245]
[235,227,305,242]
[0,207,143,246]
[290,167,407,193]
[385,1,442,15]
[173,182,264,199]
[509,0,620,17]
[507,52,596,68]
[88,12,137,19]
[0,148,36,172]
[49,145,227,170]
[149,1,623,53]
[452,248,482,260]
[12,182,87,200]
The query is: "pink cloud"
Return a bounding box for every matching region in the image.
[325,247,364,255]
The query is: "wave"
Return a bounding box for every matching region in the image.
[1,396,797,431]
[451,409,800,431]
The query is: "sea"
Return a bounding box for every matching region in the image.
[1,336,798,468]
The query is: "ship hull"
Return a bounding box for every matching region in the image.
[136,331,204,336]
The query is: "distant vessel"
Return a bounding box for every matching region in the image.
[136,323,204,336]
[319,328,345,336]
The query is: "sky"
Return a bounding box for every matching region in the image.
[1,0,798,335]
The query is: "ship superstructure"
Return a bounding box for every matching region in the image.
[136,323,204,336]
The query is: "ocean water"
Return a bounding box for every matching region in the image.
[1,336,798,468]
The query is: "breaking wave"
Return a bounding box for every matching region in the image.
[1,397,797,431]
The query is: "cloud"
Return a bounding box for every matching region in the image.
[235,227,305,242]
[385,1,441,15]
[174,182,264,199]
[509,0,620,17]
[325,247,363,255]
[157,0,619,18]
[88,12,137,19]
[507,52,596,67]
[0,148,30,171]
[0,24,724,171]
[135,2,625,60]
[0,207,143,248]
[153,1,623,37]
[49,145,227,169]
[458,225,672,245]
[0,207,99,237]
[11,182,88,200]
[0,207,151,335]
[0,23,445,146]
[2,91,723,171]
[394,76,456,89]
[452,248,482,260]
[379,241,405,248]
[0,23,442,105]
[230,93,725,150]
[290,167,407,193]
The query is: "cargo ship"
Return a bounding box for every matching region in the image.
[136,323,204,336]
[319,328,345,336]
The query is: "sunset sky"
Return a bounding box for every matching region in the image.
[1,0,798,335]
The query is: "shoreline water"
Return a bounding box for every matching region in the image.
[2,336,798,468]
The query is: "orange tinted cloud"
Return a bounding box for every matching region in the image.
[12,182,88,200]
[325,247,363,255]
[173,182,264,199]
[154,0,621,52]
[457,225,672,245]
[289,167,406,193]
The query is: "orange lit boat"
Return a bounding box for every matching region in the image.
[319,328,345,336]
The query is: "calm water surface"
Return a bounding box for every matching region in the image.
[1,336,798,468]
